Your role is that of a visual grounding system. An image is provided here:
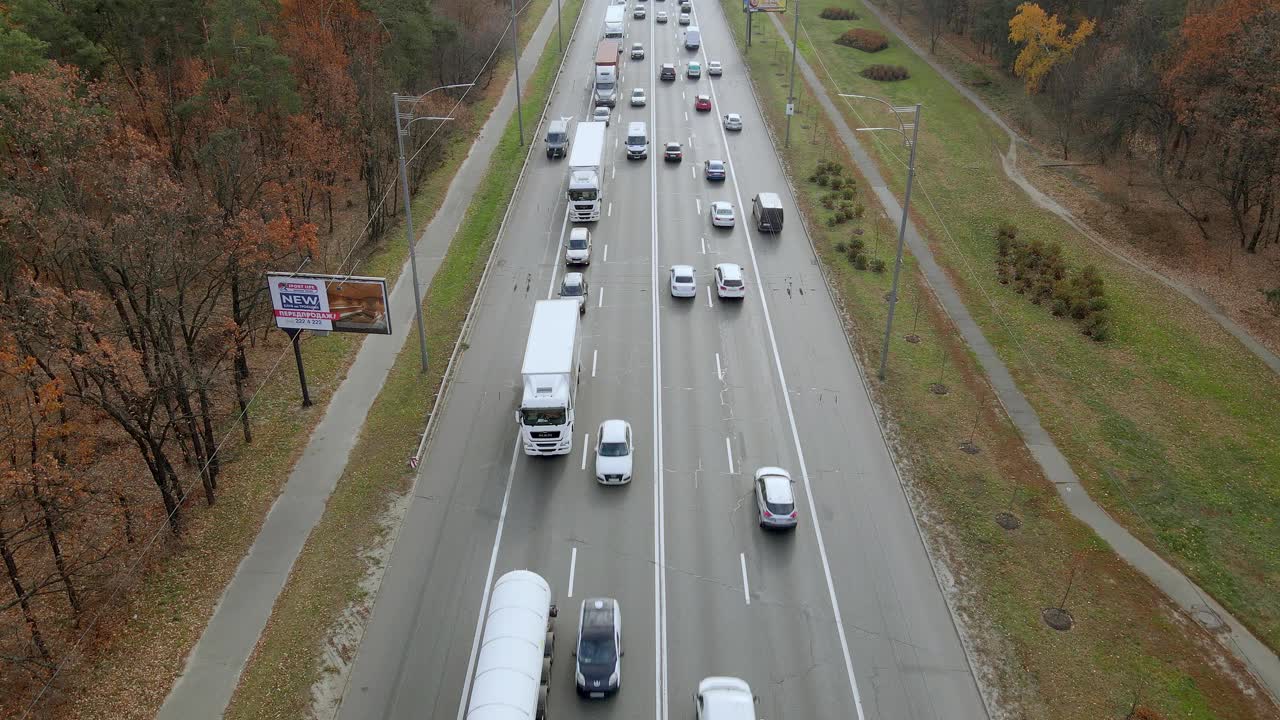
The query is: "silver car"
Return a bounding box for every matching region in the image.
[560,272,589,314]
[631,42,645,59]
[593,105,611,126]
[707,60,723,76]
[595,419,633,484]
[565,227,591,265]
[754,467,798,529]
[723,113,742,131]
[669,264,697,297]
[631,88,647,107]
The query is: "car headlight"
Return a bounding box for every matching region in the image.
[576,669,586,686]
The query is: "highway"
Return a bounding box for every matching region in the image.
[336,1,988,719]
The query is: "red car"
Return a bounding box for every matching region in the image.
[664,142,683,161]
[694,94,712,112]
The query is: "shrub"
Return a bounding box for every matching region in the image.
[819,7,859,20]
[853,203,865,218]
[817,174,829,186]
[841,188,855,200]
[826,215,840,227]
[1266,288,1280,314]
[834,241,848,253]
[860,64,910,82]
[846,244,862,263]
[821,194,837,210]
[852,253,869,270]
[870,258,887,273]
[997,222,1019,240]
[835,28,888,53]
[849,237,866,255]
[829,176,845,190]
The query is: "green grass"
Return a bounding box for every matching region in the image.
[223,2,585,717]
[722,1,1279,717]
[786,0,1280,655]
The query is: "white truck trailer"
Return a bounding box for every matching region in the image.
[465,570,558,720]
[603,5,625,37]
[567,122,606,222]
[518,299,581,456]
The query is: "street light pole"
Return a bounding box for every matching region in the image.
[839,94,921,381]
[557,0,563,54]
[512,0,524,146]
[784,0,800,147]
[391,85,471,373]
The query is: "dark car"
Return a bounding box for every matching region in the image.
[660,63,677,81]
[575,598,622,698]
[664,142,683,161]
[704,159,726,181]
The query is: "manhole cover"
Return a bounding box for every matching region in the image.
[905,334,921,344]
[930,383,949,395]
[1042,607,1074,631]
[1191,606,1226,632]
[960,440,980,455]
[995,511,1021,530]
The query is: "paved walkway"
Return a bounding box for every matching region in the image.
[156,5,564,718]
[767,11,1280,705]
[853,0,1280,376]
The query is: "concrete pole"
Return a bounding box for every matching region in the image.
[512,0,524,146]
[393,93,431,374]
[784,1,800,147]
[878,104,922,381]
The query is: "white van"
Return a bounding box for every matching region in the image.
[625,121,649,160]
[685,26,702,50]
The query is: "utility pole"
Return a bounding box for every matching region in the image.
[512,0,524,146]
[878,105,921,380]
[784,1,800,147]
[556,0,563,54]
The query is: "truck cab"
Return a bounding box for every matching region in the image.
[594,66,618,107]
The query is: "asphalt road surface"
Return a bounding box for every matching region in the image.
[336,2,988,719]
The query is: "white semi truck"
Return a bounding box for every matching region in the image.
[465,570,558,720]
[518,299,581,456]
[603,5,625,37]
[567,122,605,222]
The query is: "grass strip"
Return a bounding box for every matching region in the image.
[223,1,585,717]
[722,2,1277,717]
[50,4,561,720]
[787,0,1280,655]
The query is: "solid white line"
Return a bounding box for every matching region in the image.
[699,33,868,720]
[715,352,723,381]
[598,286,605,308]
[548,205,570,299]
[581,433,590,470]
[648,11,668,719]
[592,349,598,377]
[725,437,734,474]
[455,438,520,720]
[706,285,713,308]
[604,244,609,263]
[740,553,750,605]
[568,547,578,598]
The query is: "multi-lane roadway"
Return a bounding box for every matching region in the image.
[337,1,988,718]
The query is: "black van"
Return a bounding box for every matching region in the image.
[752,192,784,232]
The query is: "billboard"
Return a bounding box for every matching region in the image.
[267,272,392,335]
[744,0,787,11]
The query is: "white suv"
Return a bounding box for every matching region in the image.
[714,263,745,298]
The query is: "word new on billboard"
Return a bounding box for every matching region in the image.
[267,272,393,335]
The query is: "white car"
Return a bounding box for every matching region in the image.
[714,263,746,298]
[723,113,742,131]
[633,5,645,17]
[696,677,756,719]
[687,60,701,78]
[669,265,697,297]
[630,87,647,107]
[679,11,691,24]
[754,466,797,529]
[707,60,723,76]
[595,419,633,484]
[656,10,668,22]
[631,42,645,59]
[560,272,588,313]
[593,105,611,126]
[710,201,735,227]
[565,227,591,265]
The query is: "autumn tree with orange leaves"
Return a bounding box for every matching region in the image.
[1008,2,1097,93]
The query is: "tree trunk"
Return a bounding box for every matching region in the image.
[31,477,81,620]
[0,519,50,662]
[119,493,135,544]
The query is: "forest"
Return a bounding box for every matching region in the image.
[0,0,512,697]
[901,0,1280,256]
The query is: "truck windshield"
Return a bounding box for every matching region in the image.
[547,132,565,143]
[522,407,567,426]
[569,188,598,202]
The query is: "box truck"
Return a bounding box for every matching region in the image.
[465,570,558,720]
[567,122,605,222]
[603,5,625,37]
[518,299,581,455]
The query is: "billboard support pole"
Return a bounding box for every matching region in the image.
[287,328,313,407]
[746,9,752,47]
[784,0,800,147]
